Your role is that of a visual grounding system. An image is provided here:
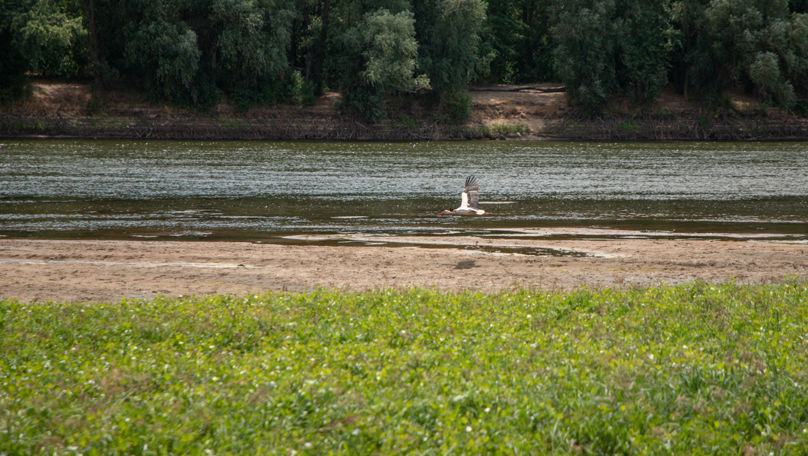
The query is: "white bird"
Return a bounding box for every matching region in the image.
[437,176,489,215]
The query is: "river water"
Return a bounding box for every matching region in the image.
[1,140,806,241]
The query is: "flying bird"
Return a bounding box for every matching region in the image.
[437,175,489,215]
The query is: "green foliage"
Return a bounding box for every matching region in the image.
[792,0,808,12]
[414,0,491,97]
[12,0,88,78]
[552,0,619,115]
[0,0,88,102]
[785,13,808,93]
[749,51,796,106]
[361,9,428,92]
[2,283,808,454]
[670,0,807,110]
[694,0,767,92]
[126,20,203,105]
[489,122,530,136]
[210,0,295,105]
[483,0,555,83]
[328,0,487,121]
[614,0,670,104]
[87,0,297,110]
[552,0,669,115]
[4,0,808,113]
[442,89,472,120]
[334,7,429,121]
[0,0,29,103]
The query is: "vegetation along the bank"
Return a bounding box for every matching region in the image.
[2,282,807,454]
[2,0,808,120]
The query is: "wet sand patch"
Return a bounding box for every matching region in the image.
[1,235,806,303]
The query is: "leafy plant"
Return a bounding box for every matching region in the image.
[2,282,807,454]
[334,8,429,121]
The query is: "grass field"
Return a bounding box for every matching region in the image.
[2,282,807,455]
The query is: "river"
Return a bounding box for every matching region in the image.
[1,140,806,242]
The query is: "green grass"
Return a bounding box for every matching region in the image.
[2,282,808,455]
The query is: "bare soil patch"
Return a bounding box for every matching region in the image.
[1,235,805,303]
[469,84,568,135]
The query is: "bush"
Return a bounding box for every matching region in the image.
[749,51,796,107]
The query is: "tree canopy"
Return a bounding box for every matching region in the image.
[2,0,808,118]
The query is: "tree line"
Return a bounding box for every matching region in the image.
[2,0,807,118]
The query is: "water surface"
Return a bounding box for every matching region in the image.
[1,140,806,241]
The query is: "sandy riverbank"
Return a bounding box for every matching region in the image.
[1,233,805,303]
[3,82,808,140]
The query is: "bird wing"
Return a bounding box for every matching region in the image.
[464,176,480,208]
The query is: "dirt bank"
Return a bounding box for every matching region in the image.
[1,234,805,303]
[2,82,807,140]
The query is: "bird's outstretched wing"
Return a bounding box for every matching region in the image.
[464,176,480,209]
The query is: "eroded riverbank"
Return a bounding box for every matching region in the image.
[3,83,808,140]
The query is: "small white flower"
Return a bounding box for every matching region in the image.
[465,426,472,432]
[648,354,654,360]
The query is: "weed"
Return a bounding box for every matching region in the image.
[697,114,709,130]
[619,119,639,133]
[399,114,420,131]
[490,123,530,137]
[1,282,807,454]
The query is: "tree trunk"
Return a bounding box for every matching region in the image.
[83,0,101,86]
[312,0,329,95]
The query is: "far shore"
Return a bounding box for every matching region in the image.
[2,82,808,141]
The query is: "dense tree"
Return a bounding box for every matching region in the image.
[413,0,491,110]
[83,0,296,108]
[0,0,29,103]
[12,0,88,78]
[669,0,807,109]
[332,8,429,120]
[551,0,670,115]
[125,18,203,105]
[327,0,488,120]
[614,0,669,105]
[551,0,619,114]
[791,0,808,12]
[787,13,808,94]
[484,0,554,83]
[667,0,707,100]
[3,0,808,115]
[289,0,331,96]
[209,0,295,106]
